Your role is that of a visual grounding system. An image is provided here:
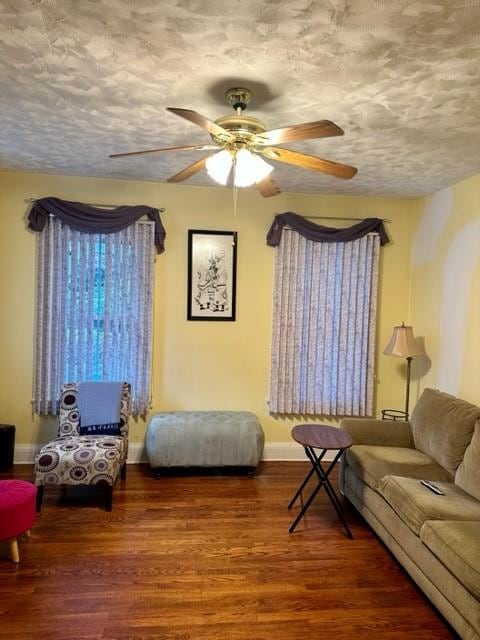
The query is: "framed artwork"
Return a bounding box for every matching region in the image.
[187,230,237,321]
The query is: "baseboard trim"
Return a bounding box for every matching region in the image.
[14,442,336,464]
[14,445,39,465]
[262,442,336,462]
[263,442,304,461]
[127,443,149,464]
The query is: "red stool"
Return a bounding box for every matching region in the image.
[0,480,37,563]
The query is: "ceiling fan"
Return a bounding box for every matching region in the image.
[110,87,358,197]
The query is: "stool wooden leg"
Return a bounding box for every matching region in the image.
[9,538,20,563]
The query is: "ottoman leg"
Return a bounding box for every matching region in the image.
[120,462,127,480]
[36,486,44,512]
[9,538,19,563]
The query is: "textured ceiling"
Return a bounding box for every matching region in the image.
[1,0,480,197]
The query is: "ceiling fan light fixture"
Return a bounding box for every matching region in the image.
[112,86,357,195]
[114,87,357,198]
[205,149,233,185]
[233,148,273,187]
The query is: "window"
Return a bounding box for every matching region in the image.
[269,229,380,416]
[33,217,155,416]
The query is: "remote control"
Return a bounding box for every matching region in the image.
[420,480,445,495]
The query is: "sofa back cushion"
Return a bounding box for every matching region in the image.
[455,420,480,501]
[411,388,480,475]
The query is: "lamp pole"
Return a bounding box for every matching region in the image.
[405,356,413,419]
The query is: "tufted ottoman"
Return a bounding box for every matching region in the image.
[146,411,264,475]
[0,480,37,563]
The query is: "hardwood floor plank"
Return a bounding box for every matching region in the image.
[0,463,458,639]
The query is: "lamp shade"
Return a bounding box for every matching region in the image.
[205,148,273,187]
[383,323,425,358]
[234,148,273,187]
[205,150,233,185]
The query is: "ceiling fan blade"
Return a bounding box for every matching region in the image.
[261,146,357,180]
[167,107,233,140]
[109,143,220,158]
[255,120,344,146]
[256,176,281,197]
[166,154,214,183]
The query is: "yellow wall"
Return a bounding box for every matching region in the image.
[0,169,415,449]
[410,175,480,406]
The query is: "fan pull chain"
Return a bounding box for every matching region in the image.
[233,183,238,217]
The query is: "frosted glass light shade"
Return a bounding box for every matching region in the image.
[205,150,233,185]
[234,148,273,187]
[206,148,274,187]
[383,323,425,358]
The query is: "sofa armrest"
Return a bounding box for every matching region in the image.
[340,418,415,448]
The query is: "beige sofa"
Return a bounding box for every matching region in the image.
[340,388,480,640]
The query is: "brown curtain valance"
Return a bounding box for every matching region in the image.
[266,212,389,247]
[28,196,166,254]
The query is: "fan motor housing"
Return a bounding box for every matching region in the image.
[212,114,266,145]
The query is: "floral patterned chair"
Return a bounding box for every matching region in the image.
[34,382,131,511]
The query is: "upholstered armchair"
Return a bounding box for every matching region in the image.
[34,382,131,511]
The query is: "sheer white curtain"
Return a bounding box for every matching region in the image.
[269,229,380,416]
[33,217,155,416]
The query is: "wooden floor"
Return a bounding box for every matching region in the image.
[0,463,458,640]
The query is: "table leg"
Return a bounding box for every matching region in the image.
[288,457,329,534]
[288,448,327,509]
[289,447,353,538]
[305,447,353,539]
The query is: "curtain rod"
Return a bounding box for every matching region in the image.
[304,215,391,223]
[26,198,165,213]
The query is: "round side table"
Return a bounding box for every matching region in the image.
[288,424,353,538]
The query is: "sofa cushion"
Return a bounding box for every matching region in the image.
[410,388,480,475]
[455,420,480,501]
[340,418,414,448]
[345,445,452,491]
[421,520,480,599]
[378,475,480,536]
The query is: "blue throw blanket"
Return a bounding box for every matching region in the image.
[77,381,123,427]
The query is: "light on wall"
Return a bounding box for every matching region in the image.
[383,322,425,419]
[205,148,273,187]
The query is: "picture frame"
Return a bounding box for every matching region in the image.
[187,230,237,321]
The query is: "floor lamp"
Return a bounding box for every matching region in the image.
[383,323,425,420]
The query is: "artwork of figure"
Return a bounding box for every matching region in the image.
[194,249,229,312]
[189,231,236,321]
[195,263,211,310]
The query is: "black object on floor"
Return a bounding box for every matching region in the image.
[0,424,15,471]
